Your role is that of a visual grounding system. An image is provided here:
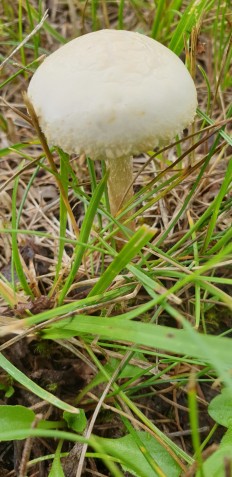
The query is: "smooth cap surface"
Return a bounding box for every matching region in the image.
[28,29,197,159]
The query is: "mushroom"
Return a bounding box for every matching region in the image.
[27,29,197,234]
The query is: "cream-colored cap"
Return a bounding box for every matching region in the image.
[28,29,197,159]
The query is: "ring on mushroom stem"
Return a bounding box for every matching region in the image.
[27,29,197,241]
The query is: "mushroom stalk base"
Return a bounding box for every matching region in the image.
[105,156,135,234]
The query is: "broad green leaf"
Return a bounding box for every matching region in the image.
[97,431,181,477]
[208,389,232,428]
[0,406,64,441]
[0,405,35,440]
[221,427,232,447]
[196,444,232,477]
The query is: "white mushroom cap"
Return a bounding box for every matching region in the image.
[28,29,197,160]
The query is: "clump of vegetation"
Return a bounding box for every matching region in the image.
[0,1,231,476]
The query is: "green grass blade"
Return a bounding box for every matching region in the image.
[197,65,211,117]
[82,344,192,465]
[54,149,69,283]
[165,160,225,257]
[44,315,232,382]
[202,158,232,252]
[169,0,208,55]
[0,353,79,413]
[25,0,39,58]
[12,172,33,296]
[188,376,204,475]
[58,173,108,304]
[0,141,38,157]
[118,0,125,29]
[17,161,44,228]
[0,427,125,477]
[154,144,214,248]
[91,0,98,31]
[207,226,232,255]
[18,0,26,68]
[8,284,132,331]
[151,0,166,39]
[88,226,156,297]
[197,108,232,145]
[188,212,201,328]
[25,3,66,44]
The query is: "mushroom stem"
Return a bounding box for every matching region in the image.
[105,156,135,232]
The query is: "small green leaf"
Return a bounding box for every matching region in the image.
[63,409,87,433]
[0,382,14,398]
[208,389,232,428]
[48,441,65,477]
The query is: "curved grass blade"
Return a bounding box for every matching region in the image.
[54,149,69,283]
[0,353,79,413]
[88,226,156,297]
[58,173,108,304]
[44,315,232,378]
[12,171,33,296]
[169,0,208,55]
[202,158,232,252]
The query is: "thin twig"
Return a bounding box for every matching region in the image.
[117,118,231,213]
[24,93,80,238]
[1,96,33,125]
[212,32,232,112]
[18,415,42,477]
[75,353,134,477]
